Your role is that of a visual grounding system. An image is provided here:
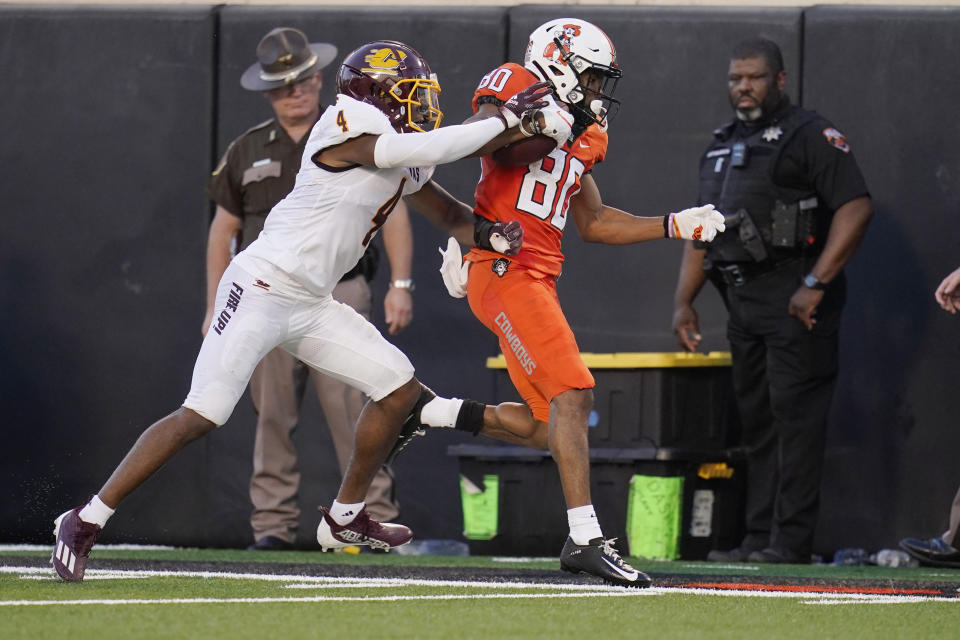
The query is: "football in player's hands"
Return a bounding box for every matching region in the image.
[491,135,556,166]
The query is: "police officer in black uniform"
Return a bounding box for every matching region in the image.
[672,38,873,563]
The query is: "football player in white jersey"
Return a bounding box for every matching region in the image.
[51,40,573,581]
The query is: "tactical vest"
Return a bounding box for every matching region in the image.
[698,105,825,264]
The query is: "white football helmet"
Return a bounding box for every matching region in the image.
[523,18,621,136]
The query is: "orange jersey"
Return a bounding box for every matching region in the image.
[468,62,609,277]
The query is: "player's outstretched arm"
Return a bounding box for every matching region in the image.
[571,175,726,244]
[317,82,553,170]
[314,119,505,171]
[468,94,572,158]
[468,102,521,156]
[570,175,670,244]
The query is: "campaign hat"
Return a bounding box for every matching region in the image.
[240,27,337,91]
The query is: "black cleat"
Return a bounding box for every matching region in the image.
[707,545,760,562]
[560,537,652,588]
[385,386,436,465]
[746,547,809,564]
[247,535,294,551]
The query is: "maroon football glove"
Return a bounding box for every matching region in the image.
[499,81,553,129]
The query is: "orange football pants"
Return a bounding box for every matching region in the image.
[467,258,594,422]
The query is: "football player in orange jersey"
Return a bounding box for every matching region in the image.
[415,19,725,587]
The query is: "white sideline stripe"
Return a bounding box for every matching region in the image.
[0,544,177,552]
[283,582,408,589]
[490,557,556,563]
[663,587,960,604]
[805,596,959,605]
[20,574,147,581]
[4,566,956,606]
[0,566,627,592]
[1,592,655,607]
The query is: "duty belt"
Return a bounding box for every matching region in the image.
[710,258,800,287]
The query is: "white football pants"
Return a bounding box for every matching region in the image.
[183,261,414,425]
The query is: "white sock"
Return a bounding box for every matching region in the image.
[330,500,365,525]
[78,495,115,528]
[567,504,603,545]
[420,397,464,428]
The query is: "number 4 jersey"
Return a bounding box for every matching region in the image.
[467,62,608,277]
[236,94,434,297]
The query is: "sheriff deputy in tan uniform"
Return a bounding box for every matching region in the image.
[204,27,414,550]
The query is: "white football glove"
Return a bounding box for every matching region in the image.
[666,204,726,242]
[531,94,574,145]
[438,236,470,298]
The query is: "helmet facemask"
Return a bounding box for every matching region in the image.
[338,42,444,133]
[524,20,622,140]
[389,75,442,133]
[549,36,621,137]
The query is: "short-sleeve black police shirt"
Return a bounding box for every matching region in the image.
[741,106,870,212]
[770,111,869,212]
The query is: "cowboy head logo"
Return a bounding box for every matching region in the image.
[543,24,582,63]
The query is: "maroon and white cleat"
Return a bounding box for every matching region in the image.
[51,507,101,582]
[316,506,412,551]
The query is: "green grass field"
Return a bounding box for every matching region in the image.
[2,545,958,639]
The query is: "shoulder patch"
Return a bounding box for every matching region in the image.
[822,127,850,153]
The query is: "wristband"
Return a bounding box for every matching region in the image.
[474,215,496,250]
[390,279,415,292]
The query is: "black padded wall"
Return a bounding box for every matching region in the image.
[4,4,959,555]
[507,6,803,351]
[206,6,510,547]
[0,6,216,543]
[803,7,960,553]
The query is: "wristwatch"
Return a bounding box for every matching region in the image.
[390,278,415,292]
[802,273,827,290]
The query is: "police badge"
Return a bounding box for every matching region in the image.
[762,126,783,142]
[492,258,510,277]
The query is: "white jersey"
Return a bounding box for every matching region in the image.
[235,95,435,296]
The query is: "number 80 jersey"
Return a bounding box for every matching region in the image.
[468,63,608,277]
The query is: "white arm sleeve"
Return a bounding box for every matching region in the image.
[373,117,505,169]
